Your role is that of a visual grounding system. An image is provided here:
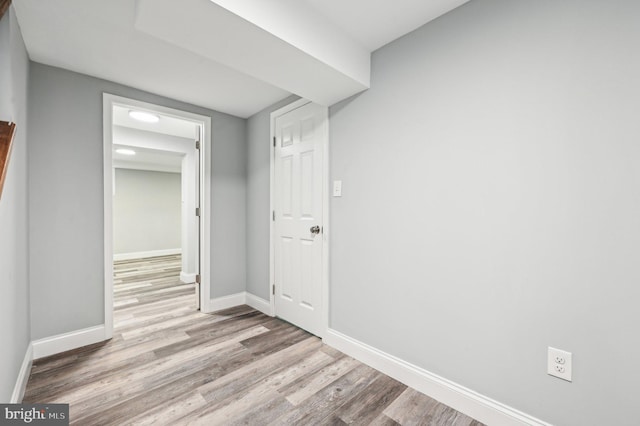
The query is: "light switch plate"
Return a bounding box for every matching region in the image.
[333,180,342,197]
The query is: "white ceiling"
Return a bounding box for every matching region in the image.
[113,144,183,174]
[134,0,371,107]
[112,104,196,172]
[113,105,198,140]
[13,0,469,118]
[303,0,470,51]
[13,0,288,118]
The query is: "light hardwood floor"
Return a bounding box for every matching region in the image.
[23,255,485,426]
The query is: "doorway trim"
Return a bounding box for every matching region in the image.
[102,93,213,339]
[269,98,330,338]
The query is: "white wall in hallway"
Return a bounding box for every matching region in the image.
[113,169,181,255]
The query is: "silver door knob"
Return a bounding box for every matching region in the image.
[310,226,320,234]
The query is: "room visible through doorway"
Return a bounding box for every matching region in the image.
[103,94,213,339]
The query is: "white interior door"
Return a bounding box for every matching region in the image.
[274,102,326,336]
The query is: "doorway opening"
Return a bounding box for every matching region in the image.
[103,94,212,339]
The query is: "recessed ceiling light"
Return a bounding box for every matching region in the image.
[116,148,136,156]
[128,110,160,123]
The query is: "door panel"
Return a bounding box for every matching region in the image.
[282,156,294,216]
[274,102,326,336]
[299,238,314,307]
[280,236,294,300]
[300,150,315,217]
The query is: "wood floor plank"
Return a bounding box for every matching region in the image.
[268,364,381,425]
[127,391,208,426]
[384,388,441,425]
[64,326,268,410]
[25,331,192,394]
[196,336,322,403]
[226,395,294,426]
[76,365,223,425]
[424,403,478,426]
[333,373,408,425]
[22,254,485,426]
[181,351,334,424]
[283,355,359,405]
[369,414,403,426]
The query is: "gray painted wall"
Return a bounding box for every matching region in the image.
[328,1,640,425]
[113,169,181,255]
[0,6,30,402]
[246,95,299,300]
[28,63,247,339]
[210,109,247,298]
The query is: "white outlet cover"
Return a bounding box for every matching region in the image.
[548,347,572,382]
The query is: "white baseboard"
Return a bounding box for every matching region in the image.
[113,248,181,261]
[208,292,274,316]
[11,343,33,403]
[209,292,247,312]
[246,293,273,316]
[323,329,551,426]
[180,272,197,283]
[32,325,107,360]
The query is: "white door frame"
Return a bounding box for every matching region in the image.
[102,93,213,339]
[269,98,330,338]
